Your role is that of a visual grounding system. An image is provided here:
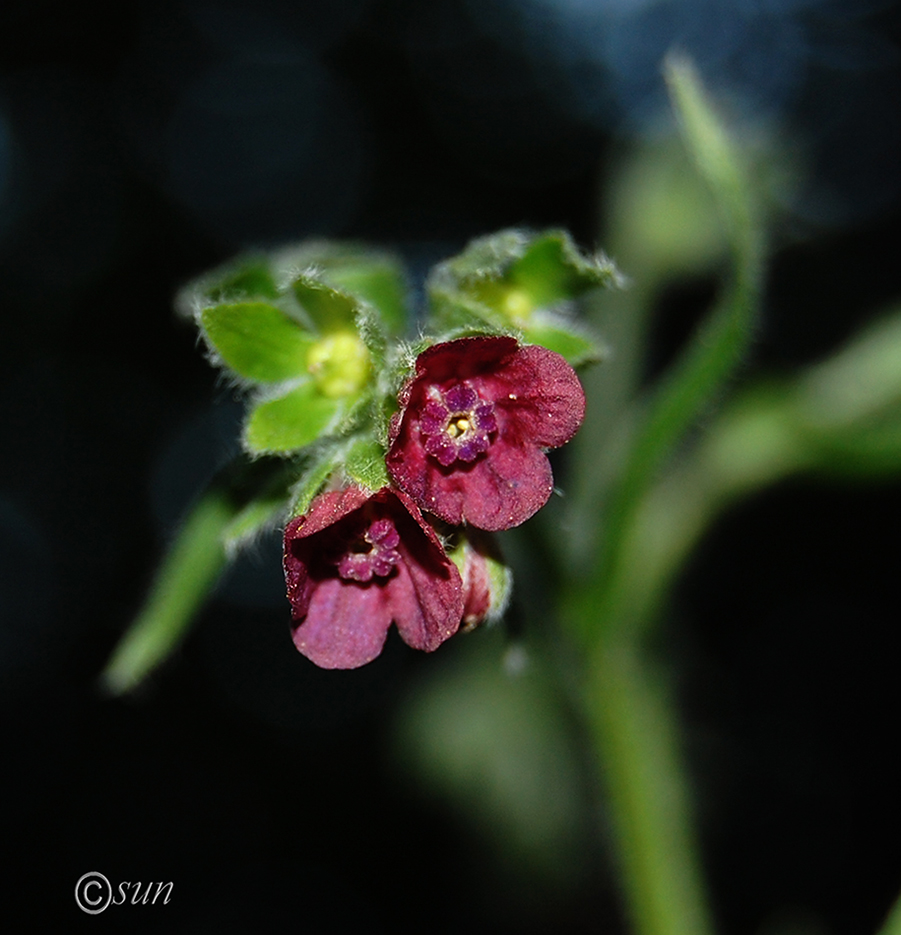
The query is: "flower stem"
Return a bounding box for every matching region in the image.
[561,56,764,935]
[588,640,713,935]
[878,890,901,935]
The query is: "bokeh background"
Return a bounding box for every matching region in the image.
[2,1,901,932]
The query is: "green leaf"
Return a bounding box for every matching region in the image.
[101,457,296,695]
[244,381,343,455]
[524,318,606,367]
[343,435,389,492]
[101,486,234,695]
[272,241,410,336]
[319,252,408,337]
[201,302,314,383]
[291,276,358,333]
[511,230,620,306]
[205,257,280,302]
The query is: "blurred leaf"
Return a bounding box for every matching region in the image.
[573,55,764,623]
[101,458,293,695]
[101,488,233,695]
[244,381,343,455]
[395,634,588,884]
[798,306,901,428]
[665,54,758,264]
[607,139,726,278]
[878,889,901,935]
[525,317,606,367]
[559,56,763,935]
[200,302,314,383]
[428,228,620,333]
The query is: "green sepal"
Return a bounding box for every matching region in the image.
[510,231,612,306]
[200,302,315,383]
[446,528,513,629]
[325,257,407,338]
[244,381,345,455]
[342,435,390,492]
[288,448,343,517]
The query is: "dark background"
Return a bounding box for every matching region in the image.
[2,1,901,932]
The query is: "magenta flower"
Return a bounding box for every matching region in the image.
[283,486,464,669]
[386,336,586,530]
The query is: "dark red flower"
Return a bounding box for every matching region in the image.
[386,336,585,530]
[283,486,464,669]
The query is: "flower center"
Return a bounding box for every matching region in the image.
[336,518,401,582]
[447,416,471,438]
[419,383,498,467]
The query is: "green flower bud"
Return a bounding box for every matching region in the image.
[307,331,372,399]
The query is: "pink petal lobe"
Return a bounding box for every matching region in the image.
[292,577,393,669]
[485,344,586,448]
[388,493,463,650]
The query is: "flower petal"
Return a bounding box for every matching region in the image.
[411,440,553,529]
[483,344,586,448]
[403,335,520,392]
[388,493,464,650]
[292,576,393,668]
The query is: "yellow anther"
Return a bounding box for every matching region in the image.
[447,417,471,438]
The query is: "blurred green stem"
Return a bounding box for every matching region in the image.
[562,57,764,935]
[878,891,901,935]
[588,640,712,935]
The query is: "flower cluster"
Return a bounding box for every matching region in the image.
[283,335,585,668]
[183,230,614,669]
